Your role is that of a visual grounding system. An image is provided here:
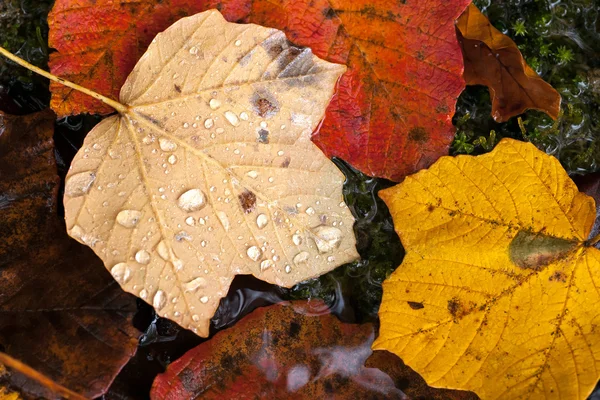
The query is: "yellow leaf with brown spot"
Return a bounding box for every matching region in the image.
[62,10,358,337]
[374,138,600,399]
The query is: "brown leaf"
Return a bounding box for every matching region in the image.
[456,4,561,122]
[62,11,358,337]
[0,110,140,398]
[150,301,475,399]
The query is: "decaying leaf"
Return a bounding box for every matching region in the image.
[63,10,358,337]
[456,4,561,122]
[151,301,475,399]
[49,0,471,181]
[374,138,600,399]
[0,110,140,398]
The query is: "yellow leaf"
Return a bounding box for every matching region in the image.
[62,10,358,337]
[373,138,600,399]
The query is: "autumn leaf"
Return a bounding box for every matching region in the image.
[52,11,359,337]
[373,138,600,399]
[456,4,561,122]
[48,0,471,181]
[47,0,206,116]
[151,301,476,399]
[0,110,140,398]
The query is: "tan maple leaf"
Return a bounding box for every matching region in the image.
[28,10,360,336]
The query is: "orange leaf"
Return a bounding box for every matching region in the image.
[456,4,561,122]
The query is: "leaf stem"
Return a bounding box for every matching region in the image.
[0,352,89,400]
[588,233,600,247]
[0,46,128,114]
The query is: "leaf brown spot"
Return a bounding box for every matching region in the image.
[408,127,429,143]
[174,84,182,93]
[407,301,424,310]
[256,98,276,117]
[238,190,257,214]
[509,230,578,270]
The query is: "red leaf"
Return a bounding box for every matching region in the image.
[150,301,476,399]
[0,110,140,398]
[48,0,470,181]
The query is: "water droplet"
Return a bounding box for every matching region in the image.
[157,241,169,260]
[240,112,249,121]
[189,46,198,55]
[200,296,209,303]
[135,250,151,264]
[217,211,230,231]
[268,177,274,183]
[293,251,309,266]
[209,99,221,110]
[235,39,242,46]
[185,216,195,226]
[305,207,315,216]
[111,263,132,284]
[312,226,343,253]
[216,128,224,134]
[260,259,274,271]
[65,171,96,197]
[247,170,258,179]
[260,121,268,128]
[178,189,206,212]
[183,122,189,129]
[256,214,268,229]
[285,265,292,273]
[139,289,148,299]
[184,277,207,292]
[153,290,167,310]
[192,314,200,322]
[116,210,142,228]
[327,256,335,262]
[224,111,240,126]
[159,138,177,152]
[168,154,178,165]
[204,118,214,129]
[173,258,184,270]
[247,245,262,261]
[277,150,284,156]
[292,234,303,245]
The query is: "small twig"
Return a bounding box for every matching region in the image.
[0,46,128,114]
[0,352,89,400]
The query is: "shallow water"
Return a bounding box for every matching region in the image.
[1,0,599,398]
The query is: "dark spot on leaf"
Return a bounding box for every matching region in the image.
[447,297,461,318]
[408,127,429,143]
[239,190,257,214]
[174,84,181,93]
[407,301,424,310]
[256,98,276,117]
[280,157,291,168]
[258,129,269,144]
[427,205,435,212]
[289,321,301,338]
[549,270,567,283]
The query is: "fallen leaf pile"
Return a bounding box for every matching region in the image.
[151,301,476,399]
[456,4,561,122]
[49,0,472,181]
[375,138,600,399]
[62,10,358,337]
[0,111,139,398]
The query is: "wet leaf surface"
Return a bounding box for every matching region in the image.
[375,138,600,399]
[63,10,358,337]
[0,110,140,398]
[151,301,476,399]
[48,0,471,181]
[456,4,561,122]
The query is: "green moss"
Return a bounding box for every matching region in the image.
[455,0,600,174]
